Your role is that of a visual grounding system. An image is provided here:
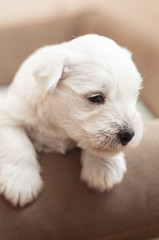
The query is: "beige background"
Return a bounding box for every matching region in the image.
[0,0,159,116]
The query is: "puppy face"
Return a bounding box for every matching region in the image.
[35,34,143,156]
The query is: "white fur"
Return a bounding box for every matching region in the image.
[81,151,126,191]
[0,34,143,206]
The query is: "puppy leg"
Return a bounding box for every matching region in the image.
[0,127,43,207]
[80,150,126,191]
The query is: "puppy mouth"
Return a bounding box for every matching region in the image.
[92,128,135,153]
[77,128,135,154]
[78,139,126,155]
[91,144,125,154]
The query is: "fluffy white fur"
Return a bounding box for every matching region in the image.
[0,34,143,206]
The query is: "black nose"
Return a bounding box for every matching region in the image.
[118,130,135,146]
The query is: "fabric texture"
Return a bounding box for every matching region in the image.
[0,120,159,240]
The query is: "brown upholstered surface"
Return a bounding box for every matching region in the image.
[0,120,159,240]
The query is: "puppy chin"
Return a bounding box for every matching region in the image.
[78,142,125,158]
[90,149,123,158]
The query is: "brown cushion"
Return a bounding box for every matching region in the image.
[0,120,159,240]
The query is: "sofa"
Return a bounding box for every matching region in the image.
[0,0,159,239]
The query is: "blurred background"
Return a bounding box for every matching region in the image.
[0,0,158,121]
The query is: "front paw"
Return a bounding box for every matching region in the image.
[0,163,43,207]
[80,153,126,192]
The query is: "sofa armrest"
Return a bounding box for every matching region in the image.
[0,120,159,240]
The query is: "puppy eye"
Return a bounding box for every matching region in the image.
[88,94,104,103]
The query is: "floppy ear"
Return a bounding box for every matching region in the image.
[33,55,64,94]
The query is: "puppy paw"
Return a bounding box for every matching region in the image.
[0,163,43,207]
[80,153,126,192]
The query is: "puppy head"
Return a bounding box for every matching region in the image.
[34,34,143,156]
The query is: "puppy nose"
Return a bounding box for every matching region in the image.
[118,130,135,146]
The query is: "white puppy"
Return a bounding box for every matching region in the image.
[0,34,143,207]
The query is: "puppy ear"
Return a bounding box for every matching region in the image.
[33,55,64,94]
